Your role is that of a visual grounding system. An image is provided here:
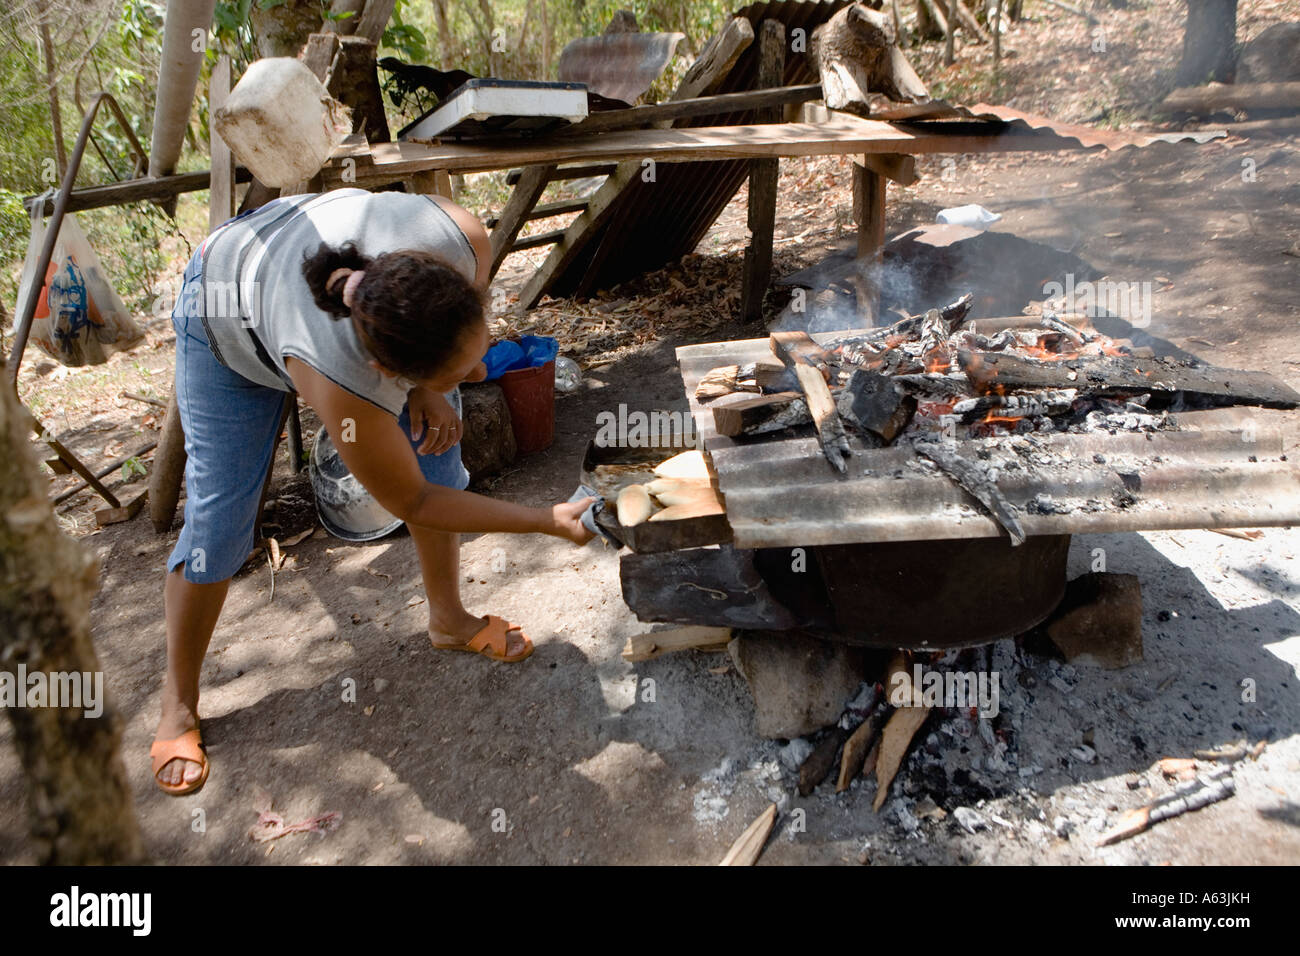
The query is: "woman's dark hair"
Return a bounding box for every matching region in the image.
[301,240,484,379]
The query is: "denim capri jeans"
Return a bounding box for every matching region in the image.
[166,243,471,584]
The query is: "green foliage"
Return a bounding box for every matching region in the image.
[121,456,148,481]
[0,188,28,312]
[383,0,429,65]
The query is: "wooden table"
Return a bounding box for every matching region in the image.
[312,114,1101,317]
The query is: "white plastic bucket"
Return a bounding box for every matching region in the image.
[213,58,352,188]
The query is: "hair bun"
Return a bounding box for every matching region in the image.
[302,241,372,319]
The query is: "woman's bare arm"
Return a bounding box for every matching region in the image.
[287,357,591,541]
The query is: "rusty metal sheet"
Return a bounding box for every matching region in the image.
[961,104,1226,149]
[557,32,686,105]
[676,336,1300,549]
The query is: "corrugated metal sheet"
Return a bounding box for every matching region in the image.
[546,0,850,299]
[556,32,687,105]
[676,335,1300,549]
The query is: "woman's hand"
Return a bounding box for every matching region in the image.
[407,386,462,455]
[551,497,597,545]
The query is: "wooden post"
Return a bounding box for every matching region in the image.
[488,165,555,279]
[852,158,887,327]
[406,168,453,197]
[741,20,785,325]
[945,0,956,65]
[993,0,1003,62]
[209,55,235,228]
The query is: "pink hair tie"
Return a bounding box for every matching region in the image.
[342,269,366,308]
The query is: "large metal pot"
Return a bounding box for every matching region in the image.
[309,425,404,542]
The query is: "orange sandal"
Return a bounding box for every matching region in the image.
[431,614,534,663]
[150,728,210,796]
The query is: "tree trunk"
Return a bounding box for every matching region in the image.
[916,0,942,40]
[36,2,67,179]
[432,0,454,65]
[944,0,956,64]
[0,370,146,865]
[250,0,325,58]
[1175,0,1238,86]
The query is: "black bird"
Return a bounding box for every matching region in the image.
[378,58,476,104]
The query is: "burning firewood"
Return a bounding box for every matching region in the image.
[712,391,810,437]
[836,368,916,444]
[694,362,793,401]
[952,389,1078,425]
[798,726,851,796]
[838,707,888,792]
[718,803,778,866]
[958,349,1300,410]
[873,655,931,812]
[912,438,1027,546]
[771,331,853,473]
[1095,767,1236,847]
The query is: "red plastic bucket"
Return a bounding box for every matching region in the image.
[498,359,556,455]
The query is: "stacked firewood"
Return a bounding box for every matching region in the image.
[694,292,1300,539]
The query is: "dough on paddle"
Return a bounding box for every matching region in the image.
[616,484,655,526]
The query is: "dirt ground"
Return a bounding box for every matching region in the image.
[3,5,1300,865]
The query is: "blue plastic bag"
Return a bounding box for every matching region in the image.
[482,335,559,380]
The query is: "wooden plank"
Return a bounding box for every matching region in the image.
[1163,81,1300,113]
[355,0,398,44]
[718,803,777,866]
[854,151,918,185]
[622,626,733,662]
[505,162,617,185]
[958,349,1300,408]
[741,20,785,325]
[95,491,147,527]
[489,165,554,278]
[485,196,588,228]
[675,16,755,102]
[406,168,451,197]
[302,32,340,81]
[22,168,254,216]
[853,161,887,324]
[317,118,1077,187]
[566,84,823,135]
[510,228,565,251]
[209,55,234,229]
[712,391,807,436]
